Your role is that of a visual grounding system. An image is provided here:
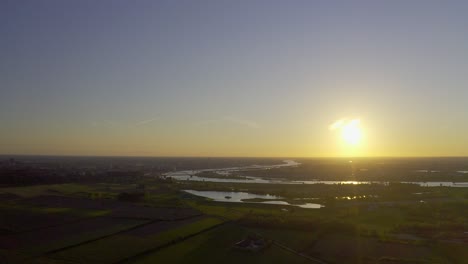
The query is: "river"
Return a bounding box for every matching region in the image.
[164,160,468,187]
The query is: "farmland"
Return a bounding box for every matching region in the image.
[1,157,468,263]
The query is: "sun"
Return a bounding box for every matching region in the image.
[329,118,363,146]
[341,119,362,145]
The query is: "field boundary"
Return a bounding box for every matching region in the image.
[44,214,203,256]
[115,220,228,264]
[273,241,328,264]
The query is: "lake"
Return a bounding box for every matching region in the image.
[183,190,323,209]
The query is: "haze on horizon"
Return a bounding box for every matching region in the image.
[2,1,468,158]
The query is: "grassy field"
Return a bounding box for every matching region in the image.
[0,184,94,198]
[49,217,224,263]
[11,218,148,255]
[180,186,468,263]
[250,227,320,250]
[132,223,311,264]
[1,179,467,263]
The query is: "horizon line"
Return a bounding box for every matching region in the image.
[1,153,468,159]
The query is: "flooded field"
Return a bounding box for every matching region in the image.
[183,190,323,209]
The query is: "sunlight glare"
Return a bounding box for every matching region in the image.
[341,119,361,145]
[329,118,363,146]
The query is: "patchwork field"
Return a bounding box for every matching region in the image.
[131,223,311,264]
[48,217,223,263]
[0,177,467,264]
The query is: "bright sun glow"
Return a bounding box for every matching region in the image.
[329,118,363,146]
[341,119,361,145]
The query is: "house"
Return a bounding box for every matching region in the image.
[234,235,269,252]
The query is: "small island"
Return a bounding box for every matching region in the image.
[194,171,249,180]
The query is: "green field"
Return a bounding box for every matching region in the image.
[49,217,223,263]
[132,223,311,264]
[1,178,467,263]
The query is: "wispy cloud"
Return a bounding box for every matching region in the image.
[91,117,161,128]
[91,120,118,127]
[223,116,260,129]
[195,116,261,129]
[195,119,218,126]
[329,119,345,130]
[329,118,360,130]
[135,117,160,126]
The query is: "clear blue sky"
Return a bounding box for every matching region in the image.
[2,0,468,157]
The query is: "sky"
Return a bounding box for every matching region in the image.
[1,0,468,157]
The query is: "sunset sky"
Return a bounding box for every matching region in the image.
[2,1,468,157]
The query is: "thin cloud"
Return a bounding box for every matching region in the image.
[329,118,360,131]
[329,119,345,130]
[135,117,160,126]
[195,119,219,126]
[223,116,260,129]
[92,120,118,127]
[195,116,261,129]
